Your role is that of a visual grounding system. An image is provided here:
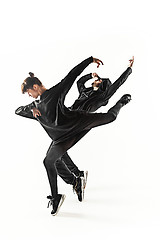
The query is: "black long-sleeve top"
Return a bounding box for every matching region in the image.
[15,57,94,145]
[70,67,132,112]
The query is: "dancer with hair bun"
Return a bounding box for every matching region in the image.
[15,56,132,216]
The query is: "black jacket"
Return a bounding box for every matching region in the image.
[15,57,95,145]
[70,67,132,112]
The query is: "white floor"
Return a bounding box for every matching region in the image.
[1,123,160,240]
[1,173,160,240]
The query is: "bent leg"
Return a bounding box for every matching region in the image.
[61,152,80,176]
[55,157,76,185]
[56,130,90,178]
[43,138,78,197]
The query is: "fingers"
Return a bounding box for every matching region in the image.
[97,62,100,68]
[32,109,41,118]
[33,112,38,118]
[36,112,41,117]
[128,56,134,67]
[93,58,104,68]
[92,73,97,78]
[96,59,104,68]
[99,59,104,65]
[129,56,134,62]
[36,110,41,117]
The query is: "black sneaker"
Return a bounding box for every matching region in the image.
[47,194,66,216]
[117,94,132,106]
[73,177,84,202]
[74,170,84,178]
[80,171,88,189]
[75,171,88,189]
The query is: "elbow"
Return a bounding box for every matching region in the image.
[15,106,22,115]
[77,82,81,89]
[128,67,132,74]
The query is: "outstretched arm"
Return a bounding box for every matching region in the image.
[106,64,133,100]
[59,56,103,99]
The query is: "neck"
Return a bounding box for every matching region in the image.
[92,84,99,89]
[39,86,47,96]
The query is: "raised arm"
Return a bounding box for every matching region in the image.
[106,67,132,100]
[58,56,103,99]
[112,56,134,87]
[77,73,92,93]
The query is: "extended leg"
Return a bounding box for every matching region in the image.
[84,94,131,129]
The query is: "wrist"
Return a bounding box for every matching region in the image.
[30,102,36,110]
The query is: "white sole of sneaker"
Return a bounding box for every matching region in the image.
[52,194,66,216]
[80,171,88,201]
[80,177,85,201]
[84,171,88,189]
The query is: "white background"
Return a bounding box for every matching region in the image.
[0,0,160,239]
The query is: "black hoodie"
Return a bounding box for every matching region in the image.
[70,67,132,112]
[15,56,95,145]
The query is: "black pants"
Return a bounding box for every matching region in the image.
[43,102,122,197]
[56,153,79,181]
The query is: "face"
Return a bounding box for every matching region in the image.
[27,85,40,99]
[92,79,102,88]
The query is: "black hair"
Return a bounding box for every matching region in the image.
[21,72,42,94]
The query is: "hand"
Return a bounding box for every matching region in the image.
[129,56,134,68]
[32,108,41,118]
[93,58,104,68]
[92,72,99,78]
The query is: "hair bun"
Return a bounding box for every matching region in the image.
[29,72,34,77]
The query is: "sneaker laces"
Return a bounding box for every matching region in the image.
[73,178,78,194]
[47,195,54,208]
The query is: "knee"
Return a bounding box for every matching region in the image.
[55,159,62,168]
[43,157,48,168]
[43,157,52,169]
[107,111,117,122]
